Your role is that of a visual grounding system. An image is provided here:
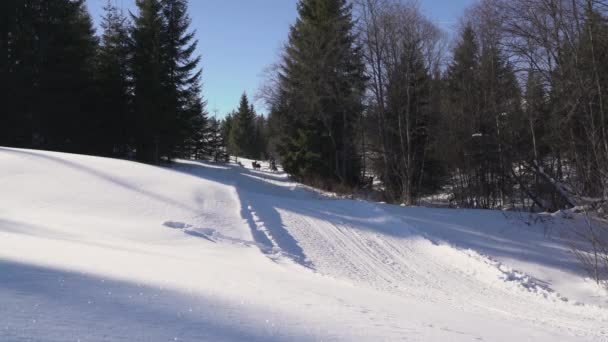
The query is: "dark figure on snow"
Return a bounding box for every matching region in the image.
[269,157,278,172]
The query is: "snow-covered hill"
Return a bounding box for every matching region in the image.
[0,147,606,341]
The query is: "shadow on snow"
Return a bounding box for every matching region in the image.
[0,147,585,277]
[0,260,309,342]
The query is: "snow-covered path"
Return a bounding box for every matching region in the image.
[0,147,606,341]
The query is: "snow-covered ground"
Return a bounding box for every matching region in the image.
[0,147,606,341]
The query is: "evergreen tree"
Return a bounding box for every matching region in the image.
[48,1,98,153]
[253,115,268,159]
[0,0,22,147]
[160,0,207,159]
[476,28,522,208]
[96,1,132,156]
[131,0,206,163]
[272,0,366,186]
[442,21,522,208]
[27,1,99,152]
[206,117,229,162]
[177,80,207,159]
[443,24,483,206]
[221,112,235,149]
[229,93,256,159]
[1,1,98,152]
[131,0,165,163]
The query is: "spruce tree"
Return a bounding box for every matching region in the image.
[443,24,482,206]
[253,115,268,159]
[160,0,207,160]
[131,0,165,163]
[273,0,366,186]
[206,117,229,162]
[97,1,132,156]
[34,0,99,152]
[442,22,522,208]
[229,93,256,159]
[177,80,207,159]
[221,112,235,149]
[1,1,98,151]
[131,0,206,163]
[0,0,27,147]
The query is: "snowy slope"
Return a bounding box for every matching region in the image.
[0,147,606,341]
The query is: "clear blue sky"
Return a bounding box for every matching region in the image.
[86,0,474,117]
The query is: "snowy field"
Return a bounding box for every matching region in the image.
[0,147,607,341]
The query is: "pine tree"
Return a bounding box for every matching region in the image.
[131,0,206,163]
[272,0,366,186]
[31,1,99,152]
[0,0,28,147]
[442,21,522,208]
[229,93,256,159]
[253,115,268,159]
[177,80,207,159]
[131,0,165,163]
[221,112,235,148]
[96,1,132,156]
[160,0,207,160]
[475,15,523,208]
[206,117,229,162]
[1,1,99,152]
[443,24,482,206]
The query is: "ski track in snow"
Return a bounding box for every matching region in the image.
[263,201,604,338]
[175,157,607,340]
[1,148,607,341]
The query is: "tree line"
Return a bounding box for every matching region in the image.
[3,0,608,214]
[1,0,229,163]
[259,0,608,214]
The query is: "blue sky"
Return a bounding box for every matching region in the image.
[86,0,474,117]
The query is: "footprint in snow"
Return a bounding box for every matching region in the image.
[163,221,189,229]
[163,221,261,247]
[162,221,215,243]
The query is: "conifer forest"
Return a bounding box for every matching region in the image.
[3,0,608,211]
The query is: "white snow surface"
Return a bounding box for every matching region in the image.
[0,147,606,341]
